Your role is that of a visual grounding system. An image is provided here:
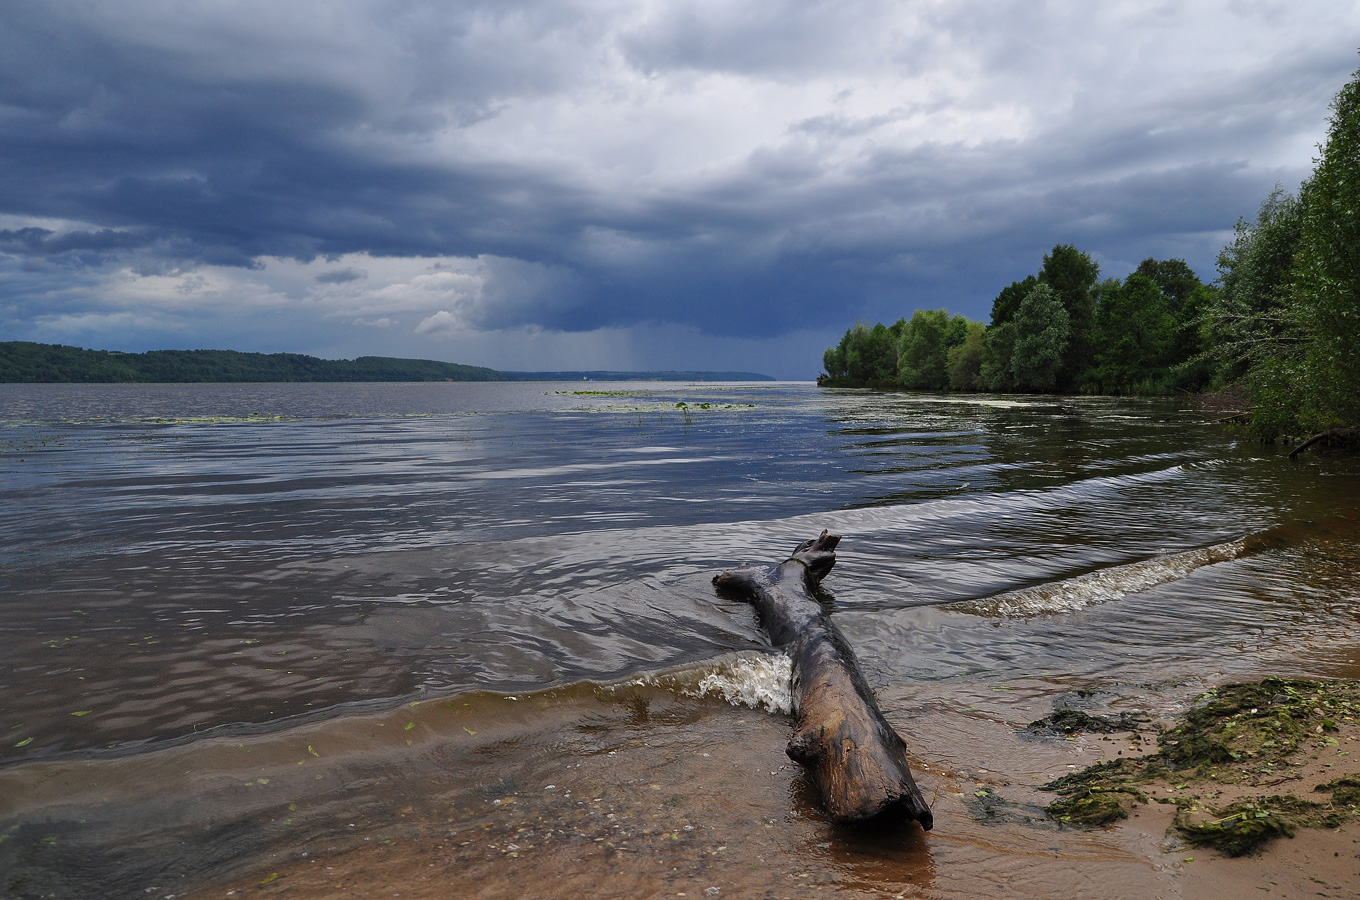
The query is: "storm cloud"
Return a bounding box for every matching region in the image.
[0,1,1355,376]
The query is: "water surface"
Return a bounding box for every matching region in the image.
[2,382,1358,898]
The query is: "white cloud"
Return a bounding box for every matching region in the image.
[414,310,464,336]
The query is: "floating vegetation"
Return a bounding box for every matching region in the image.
[552,394,758,418]
[1024,708,1150,736]
[1040,678,1360,855]
[557,390,640,397]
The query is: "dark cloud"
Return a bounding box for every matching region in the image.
[0,2,1355,376]
[0,227,146,255]
[315,267,368,284]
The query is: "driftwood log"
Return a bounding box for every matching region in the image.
[1289,426,1360,459]
[713,531,933,829]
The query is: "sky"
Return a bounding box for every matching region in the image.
[1,2,1357,379]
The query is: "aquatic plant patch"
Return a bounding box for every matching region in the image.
[1040,678,1360,855]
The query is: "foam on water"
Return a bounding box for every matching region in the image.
[951,538,1248,618]
[629,652,795,715]
[691,653,796,714]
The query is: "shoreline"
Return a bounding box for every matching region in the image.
[162,672,1360,900]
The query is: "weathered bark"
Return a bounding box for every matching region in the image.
[713,531,933,829]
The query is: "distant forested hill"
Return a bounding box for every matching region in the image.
[0,342,508,383]
[503,370,775,382]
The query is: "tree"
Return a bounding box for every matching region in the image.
[946,320,987,390]
[1133,258,1201,315]
[1088,274,1174,393]
[823,320,903,386]
[823,343,847,380]
[1040,244,1099,389]
[981,322,1017,391]
[1010,283,1070,391]
[1205,187,1305,384]
[1165,282,1220,391]
[897,309,950,390]
[989,275,1039,327]
[1283,58,1360,432]
[943,313,970,351]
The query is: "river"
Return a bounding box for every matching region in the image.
[2,381,1358,898]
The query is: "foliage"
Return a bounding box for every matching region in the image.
[1204,187,1306,390]
[1133,257,1201,313]
[822,321,904,387]
[1009,283,1070,391]
[974,322,1012,391]
[823,315,985,390]
[823,249,1214,396]
[897,309,951,390]
[1287,62,1360,433]
[822,240,1221,396]
[1087,274,1175,393]
[946,320,988,390]
[989,275,1039,327]
[1040,245,1100,388]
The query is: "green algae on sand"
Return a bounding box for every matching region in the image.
[1040,678,1360,855]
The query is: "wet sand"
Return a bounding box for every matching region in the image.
[166,678,1357,900]
[6,660,1360,899]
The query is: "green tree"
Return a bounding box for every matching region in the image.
[943,313,970,350]
[1206,187,1305,383]
[989,275,1039,327]
[1165,282,1220,391]
[1133,258,1201,315]
[823,342,848,380]
[947,320,987,390]
[1011,283,1071,391]
[824,321,902,386]
[981,322,1017,391]
[1282,59,1360,432]
[897,309,950,390]
[1039,244,1099,389]
[1088,274,1175,393]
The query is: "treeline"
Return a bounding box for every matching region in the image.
[504,370,775,382]
[821,244,1213,395]
[0,342,507,383]
[822,58,1360,441]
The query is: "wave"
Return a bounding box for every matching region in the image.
[949,538,1249,618]
[626,651,795,715]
